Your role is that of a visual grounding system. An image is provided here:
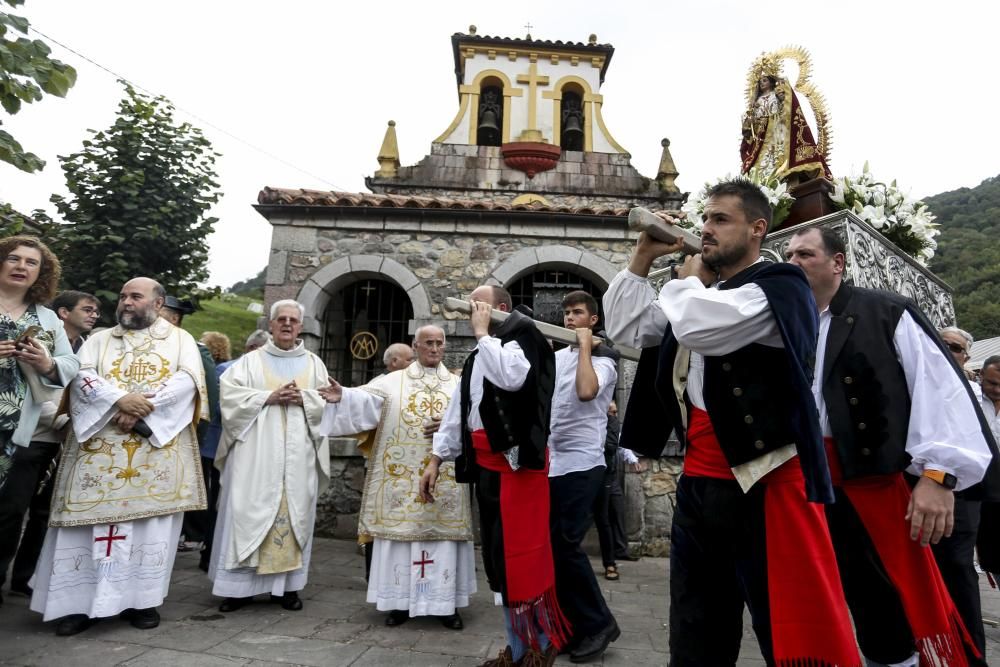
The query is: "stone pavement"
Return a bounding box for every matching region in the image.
[2,536,1000,666]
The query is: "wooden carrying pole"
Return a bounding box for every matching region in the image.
[627,207,702,256]
[442,298,642,362]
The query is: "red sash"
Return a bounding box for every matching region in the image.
[689,409,860,666]
[825,438,978,666]
[472,430,570,650]
[684,407,736,480]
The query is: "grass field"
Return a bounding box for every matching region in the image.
[182,294,263,355]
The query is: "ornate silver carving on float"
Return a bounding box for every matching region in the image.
[764,210,955,327]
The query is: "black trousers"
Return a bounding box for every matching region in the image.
[0,440,60,588]
[593,461,628,567]
[550,466,613,639]
[826,488,916,664]
[182,456,218,544]
[932,497,986,667]
[197,457,221,568]
[475,467,507,599]
[669,475,773,667]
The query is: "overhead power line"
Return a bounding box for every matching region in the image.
[27,24,349,192]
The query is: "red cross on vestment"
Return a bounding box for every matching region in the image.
[81,376,100,392]
[94,524,126,557]
[413,550,434,578]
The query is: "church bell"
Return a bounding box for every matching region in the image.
[477,108,501,146]
[561,114,583,149]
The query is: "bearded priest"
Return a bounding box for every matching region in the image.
[209,300,330,613]
[30,277,208,636]
[319,325,474,630]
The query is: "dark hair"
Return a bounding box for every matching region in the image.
[0,235,61,305]
[705,179,772,237]
[490,286,513,312]
[984,356,1000,373]
[757,75,779,94]
[794,226,846,257]
[561,290,598,316]
[51,290,99,314]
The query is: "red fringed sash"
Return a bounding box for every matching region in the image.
[471,430,571,650]
[825,439,978,666]
[761,456,862,667]
[687,409,861,666]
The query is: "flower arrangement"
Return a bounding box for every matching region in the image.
[681,168,795,232]
[830,162,939,264]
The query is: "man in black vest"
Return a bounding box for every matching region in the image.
[420,285,565,667]
[786,226,996,667]
[605,179,859,666]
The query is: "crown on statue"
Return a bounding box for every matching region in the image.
[749,52,781,80]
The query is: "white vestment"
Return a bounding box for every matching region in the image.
[209,341,330,597]
[31,317,205,620]
[321,363,476,615]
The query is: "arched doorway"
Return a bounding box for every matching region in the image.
[320,278,414,386]
[507,268,606,333]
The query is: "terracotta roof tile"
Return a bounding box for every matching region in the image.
[257,187,638,217]
[453,33,613,52]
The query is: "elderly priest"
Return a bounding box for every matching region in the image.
[209,300,330,613]
[319,324,473,630]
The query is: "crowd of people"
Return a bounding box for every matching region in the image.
[1,176,999,667]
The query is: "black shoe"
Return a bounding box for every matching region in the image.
[126,607,160,630]
[439,611,463,630]
[569,618,620,663]
[219,596,253,612]
[55,614,96,636]
[10,581,33,597]
[614,553,640,562]
[270,591,302,611]
[385,609,409,626]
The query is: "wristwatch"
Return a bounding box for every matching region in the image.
[922,469,958,490]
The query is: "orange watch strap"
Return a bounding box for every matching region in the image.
[922,469,947,485]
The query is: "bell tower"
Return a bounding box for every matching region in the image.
[437,26,624,153]
[366,26,682,210]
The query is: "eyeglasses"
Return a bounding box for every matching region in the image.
[945,342,968,355]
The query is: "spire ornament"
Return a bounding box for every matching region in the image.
[375,120,400,178]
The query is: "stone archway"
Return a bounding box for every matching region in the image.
[295,255,432,346]
[488,245,619,291]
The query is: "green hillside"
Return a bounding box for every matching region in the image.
[926,175,1000,339]
[182,294,263,354]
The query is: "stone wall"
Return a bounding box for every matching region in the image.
[366,143,682,209]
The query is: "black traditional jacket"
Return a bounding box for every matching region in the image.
[821,282,1000,500]
[620,261,834,503]
[455,310,555,483]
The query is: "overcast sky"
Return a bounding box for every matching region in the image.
[1,1,997,288]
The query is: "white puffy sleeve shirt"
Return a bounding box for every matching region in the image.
[431,336,530,462]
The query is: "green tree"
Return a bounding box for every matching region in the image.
[0,0,77,172]
[49,83,220,320]
[926,175,1000,340]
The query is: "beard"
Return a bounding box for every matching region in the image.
[702,237,752,272]
[117,305,157,330]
